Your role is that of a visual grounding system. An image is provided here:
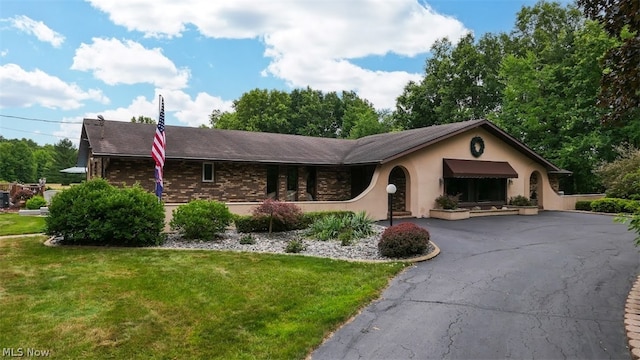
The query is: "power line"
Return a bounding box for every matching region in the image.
[0,126,69,138]
[0,114,83,124]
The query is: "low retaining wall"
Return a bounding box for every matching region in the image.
[559,194,605,211]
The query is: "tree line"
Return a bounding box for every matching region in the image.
[0,137,84,185]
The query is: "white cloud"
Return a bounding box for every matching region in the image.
[6,15,65,47]
[86,0,468,109]
[71,38,190,89]
[0,63,109,110]
[54,89,234,145]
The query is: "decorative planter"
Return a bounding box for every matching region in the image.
[508,206,539,215]
[429,208,470,220]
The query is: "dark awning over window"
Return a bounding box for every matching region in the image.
[443,159,519,178]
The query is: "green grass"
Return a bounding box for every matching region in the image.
[0,213,46,236]
[0,236,408,359]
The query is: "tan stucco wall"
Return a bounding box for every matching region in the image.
[162,128,575,226]
[368,127,567,218]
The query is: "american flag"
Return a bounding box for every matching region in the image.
[152,95,165,200]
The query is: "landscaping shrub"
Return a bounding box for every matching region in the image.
[378,222,430,258]
[606,169,640,200]
[305,211,373,241]
[25,195,47,210]
[239,234,256,245]
[306,215,343,241]
[596,145,640,199]
[508,195,533,206]
[46,179,165,246]
[435,194,458,210]
[11,188,34,208]
[285,238,306,253]
[575,200,593,211]
[300,211,354,228]
[170,200,233,240]
[252,199,303,233]
[590,198,640,214]
[235,215,271,233]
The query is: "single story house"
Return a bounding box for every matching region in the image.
[77,118,598,221]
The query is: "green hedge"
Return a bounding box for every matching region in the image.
[590,198,640,214]
[574,200,593,211]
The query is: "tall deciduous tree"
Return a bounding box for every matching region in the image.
[131,116,156,124]
[0,140,36,183]
[577,0,640,124]
[394,32,507,129]
[210,87,381,138]
[494,2,632,193]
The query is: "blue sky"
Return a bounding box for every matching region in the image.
[0,0,572,146]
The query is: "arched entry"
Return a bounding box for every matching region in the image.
[388,166,409,214]
[529,171,543,209]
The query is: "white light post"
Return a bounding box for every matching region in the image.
[386,184,397,226]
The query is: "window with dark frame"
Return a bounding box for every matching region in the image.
[266,165,278,198]
[202,163,214,182]
[444,178,507,203]
[287,166,298,201]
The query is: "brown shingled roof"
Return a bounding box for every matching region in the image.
[79,118,567,173]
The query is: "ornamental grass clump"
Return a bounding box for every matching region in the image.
[378,222,430,258]
[305,211,374,243]
[170,200,233,240]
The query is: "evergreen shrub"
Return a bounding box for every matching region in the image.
[25,195,47,210]
[574,200,593,211]
[170,200,233,240]
[46,179,165,246]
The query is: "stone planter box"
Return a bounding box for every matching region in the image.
[508,206,539,215]
[429,208,470,220]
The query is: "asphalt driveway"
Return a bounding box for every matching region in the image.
[311,211,640,359]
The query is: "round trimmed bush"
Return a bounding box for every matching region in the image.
[170,200,233,239]
[26,195,47,210]
[378,222,430,258]
[46,179,165,246]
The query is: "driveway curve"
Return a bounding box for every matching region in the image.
[312,211,639,360]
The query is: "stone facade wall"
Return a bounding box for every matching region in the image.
[95,157,354,203]
[103,158,267,203]
[389,167,407,212]
[316,166,351,201]
[548,174,561,193]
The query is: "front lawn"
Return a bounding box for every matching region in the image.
[0,236,407,359]
[0,213,46,236]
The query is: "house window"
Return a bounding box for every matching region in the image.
[266,165,278,199]
[202,163,214,182]
[287,167,298,201]
[445,178,506,203]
